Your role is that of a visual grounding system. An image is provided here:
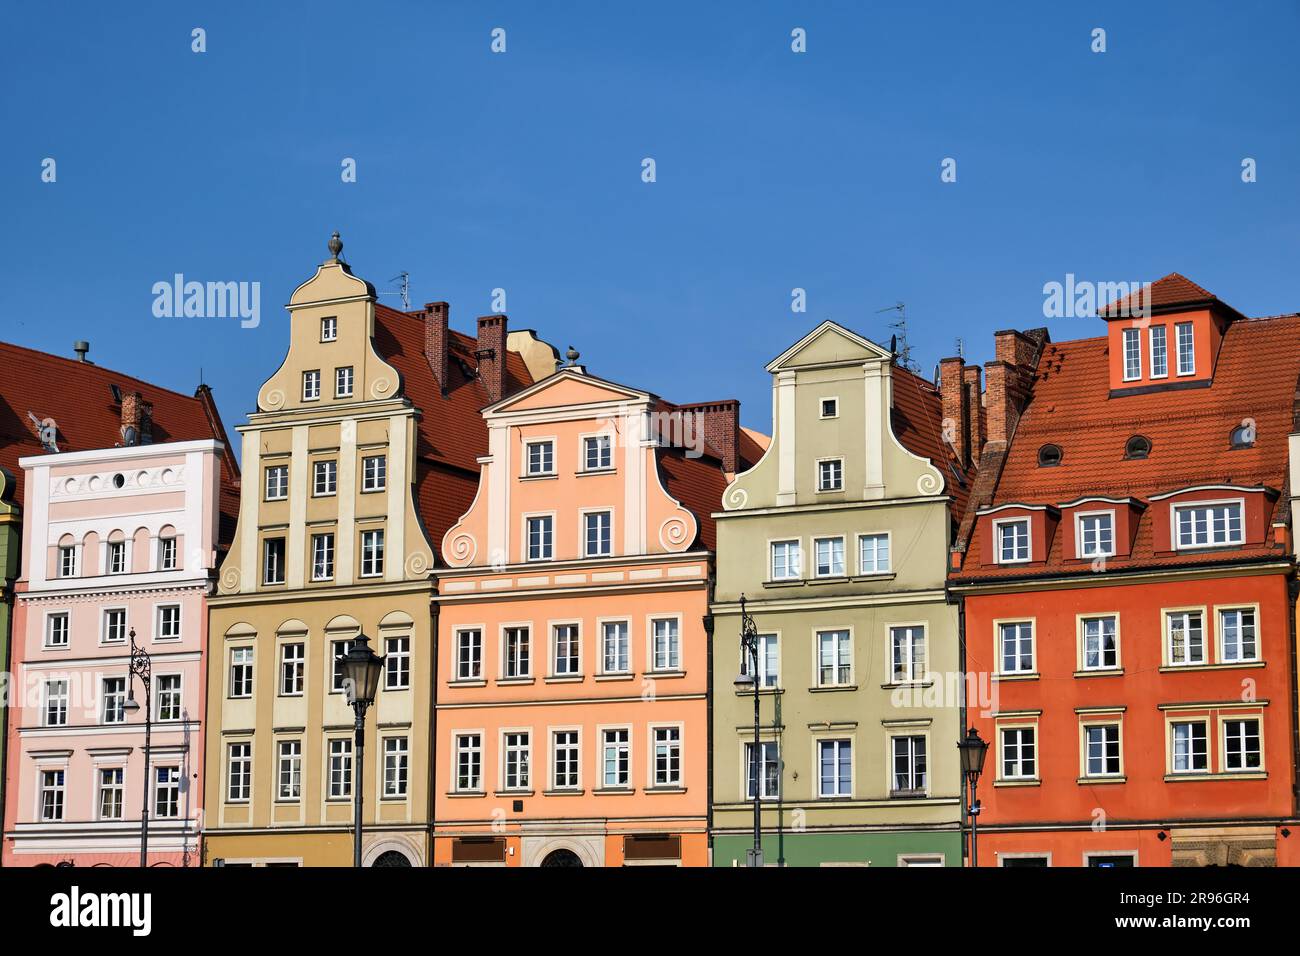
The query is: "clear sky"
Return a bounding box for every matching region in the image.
[2,1,1297,448]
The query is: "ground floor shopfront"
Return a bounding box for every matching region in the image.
[976,823,1300,867]
[203,827,429,867]
[712,828,962,867]
[434,824,708,867]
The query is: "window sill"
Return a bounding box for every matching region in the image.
[646,670,685,679]
[808,684,857,693]
[808,576,850,586]
[576,468,616,477]
[1159,661,1265,673]
[646,786,686,794]
[445,791,486,798]
[1164,771,1266,782]
[1073,668,1124,679]
[448,679,487,688]
[595,673,634,682]
[851,572,895,584]
[519,473,558,481]
[880,680,933,690]
[494,789,534,798]
[734,687,782,697]
[593,786,635,796]
[542,789,586,797]
[1076,775,1126,785]
[763,578,805,588]
[993,672,1039,682]
[889,790,928,800]
[544,675,584,684]
[994,778,1041,788]
[496,678,535,686]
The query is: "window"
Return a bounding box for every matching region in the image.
[1078,512,1114,558]
[1037,444,1062,467]
[40,770,65,821]
[552,731,580,790]
[1175,322,1195,375]
[1230,423,1255,449]
[526,516,553,561]
[1223,719,1262,771]
[278,741,302,800]
[526,440,555,476]
[228,743,252,802]
[817,629,852,686]
[890,625,926,683]
[280,643,305,696]
[651,618,680,671]
[1166,610,1205,666]
[335,366,354,398]
[504,732,531,791]
[1150,325,1168,377]
[652,727,682,787]
[1171,721,1208,773]
[159,536,177,571]
[1081,616,1118,670]
[230,647,253,698]
[601,621,630,674]
[46,612,69,649]
[855,533,891,576]
[102,677,126,724]
[891,735,927,794]
[264,465,288,501]
[818,739,852,797]
[1084,724,1121,777]
[820,398,838,418]
[311,532,335,581]
[602,729,630,788]
[584,511,612,557]
[330,640,353,692]
[746,741,780,799]
[154,766,180,818]
[362,455,386,492]
[813,536,845,577]
[817,459,843,492]
[996,519,1030,563]
[98,768,124,820]
[552,624,580,676]
[770,540,802,581]
[108,540,126,574]
[383,737,409,798]
[313,460,337,497]
[58,545,77,578]
[157,604,181,641]
[455,629,482,681]
[1001,727,1036,779]
[263,538,286,585]
[1122,327,1141,380]
[104,608,127,644]
[156,674,182,721]
[999,621,1034,674]
[455,734,482,792]
[302,370,321,401]
[740,633,779,689]
[321,316,337,342]
[504,627,530,679]
[1175,502,1243,549]
[329,739,353,798]
[1219,607,1258,663]
[584,435,613,470]
[385,636,410,690]
[360,529,385,577]
[44,680,68,726]
[1124,435,1151,460]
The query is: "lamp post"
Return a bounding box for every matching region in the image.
[733,595,763,867]
[338,634,385,868]
[121,629,152,868]
[957,726,989,868]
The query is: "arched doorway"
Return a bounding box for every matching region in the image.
[540,849,583,868]
[372,850,412,867]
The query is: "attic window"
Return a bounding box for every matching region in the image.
[1037,444,1062,467]
[1229,423,1256,449]
[110,384,122,403]
[1124,435,1151,460]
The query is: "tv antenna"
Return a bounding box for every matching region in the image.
[876,301,920,373]
[383,271,411,310]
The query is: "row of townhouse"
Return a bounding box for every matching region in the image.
[1,238,1297,867]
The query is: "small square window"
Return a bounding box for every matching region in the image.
[321,317,338,342]
[820,398,839,419]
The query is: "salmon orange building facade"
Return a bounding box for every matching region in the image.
[950,275,1300,867]
[432,364,746,866]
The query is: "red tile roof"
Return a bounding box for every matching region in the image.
[0,340,241,545]
[1098,272,1222,317]
[954,311,1300,581]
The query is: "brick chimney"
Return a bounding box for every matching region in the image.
[938,357,968,466]
[690,400,740,473]
[963,365,985,459]
[985,328,1049,445]
[120,391,153,446]
[423,301,450,392]
[476,314,507,404]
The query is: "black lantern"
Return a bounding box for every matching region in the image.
[339,634,385,709]
[957,726,989,780]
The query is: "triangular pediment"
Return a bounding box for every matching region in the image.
[766,320,892,372]
[487,367,650,416]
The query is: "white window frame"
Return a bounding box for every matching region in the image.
[101,676,126,724]
[158,535,177,571]
[384,635,411,690]
[262,537,286,585]
[814,627,854,688]
[335,365,354,399]
[102,606,128,645]
[744,738,781,801]
[524,438,556,477]
[58,544,77,578]
[279,642,305,696]
[155,603,182,642]
[1219,714,1264,773]
[227,742,252,803]
[581,508,613,558]
[889,623,927,684]
[993,517,1031,564]
[1175,321,1195,376]
[1216,604,1260,664]
[599,725,632,790]
[45,610,70,649]
[819,397,839,419]
[649,724,683,790]
[500,729,532,792]
[454,627,483,682]
[857,532,891,575]
[815,736,853,798]
[382,736,409,799]
[524,513,555,562]
[739,632,780,689]
[1173,499,1245,550]
[452,731,483,794]
[229,646,254,699]
[1075,510,1115,559]
[96,766,125,820]
[997,722,1039,782]
[360,528,385,578]
[812,535,846,578]
[1080,719,1124,779]
[888,732,929,796]
[1078,614,1121,672]
[1149,324,1168,378]
[581,433,614,472]
[501,624,532,680]
[277,739,302,801]
[769,538,802,581]
[361,454,387,492]
[648,615,682,673]
[816,457,844,493]
[1122,327,1142,381]
[320,316,337,342]
[154,672,183,722]
[599,618,631,676]
[311,532,335,582]
[996,619,1036,676]
[302,369,321,402]
[264,464,288,501]
[550,621,582,678]
[312,459,337,497]
[1164,607,1207,667]
[328,737,354,799]
[550,727,582,791]
[1167,717,1210,775]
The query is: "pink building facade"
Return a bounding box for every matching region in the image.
[2,439,225,866]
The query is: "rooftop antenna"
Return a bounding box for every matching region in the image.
[955,337,965,360]
[876,301,919,374]
[383,271,411,310]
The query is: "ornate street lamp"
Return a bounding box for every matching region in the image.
[957,726,990,868]
[338,634,385,868]
[733,595,763,867]
[121,629,152,868]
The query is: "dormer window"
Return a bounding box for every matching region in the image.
[1122,328,1142,381]
[1124,435,1151,460]
[1174,501,1243,549]
[1229,423,1255,449]
[1150,325,1168,378]
[1175,322,1195,376]
[1037,444,1062,467]
[995,518,1031,564]
[1077,512,1114,558]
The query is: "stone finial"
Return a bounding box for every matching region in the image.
[328,231,343,261]
[565,346,580,366]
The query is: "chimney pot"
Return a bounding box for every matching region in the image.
[423,302,450,392]
[476,314,508,404]
[73,341,90,363]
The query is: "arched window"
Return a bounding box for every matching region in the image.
[1124,435,1151,460]
[1037,444,1063,467]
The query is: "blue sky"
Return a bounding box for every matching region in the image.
[2,1,1297,445]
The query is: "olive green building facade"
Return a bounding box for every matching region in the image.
[710,321,966,866]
